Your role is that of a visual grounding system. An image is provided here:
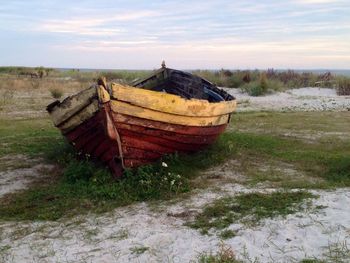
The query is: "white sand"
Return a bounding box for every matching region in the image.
[0,186,349,263]
[0,155,54,197]
[226,87,350,112]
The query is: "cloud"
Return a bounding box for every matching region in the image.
[35,10,157,36]
[293,0,346,4]
[1,0,350,68]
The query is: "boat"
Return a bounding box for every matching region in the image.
[47,63,237,177]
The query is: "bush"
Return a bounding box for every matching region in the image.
[241,77,285,96]
[50,88,63,99]
[336,77,350,95]
[241,81,264,96]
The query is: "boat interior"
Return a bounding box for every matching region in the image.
[132,67,235,103]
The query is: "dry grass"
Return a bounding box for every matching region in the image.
[0,77,90,118]
[0,76,88,92]
[336,77,350,95]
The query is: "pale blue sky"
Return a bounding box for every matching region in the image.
[1,0,349,69]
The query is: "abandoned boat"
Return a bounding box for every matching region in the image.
[47,64,237,177]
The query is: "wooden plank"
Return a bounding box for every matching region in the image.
[49,86,97,126]
[65,113,102,142]
[116,123,219,145]
[93,139,115,158]
[121,135,174,154]
[58,100,99,134]
[73,126,101,151]
[110,100,230,127]
[120,130,205,152]
[112,112,228,135]
[82,130,106,154]
[111,83,236,117]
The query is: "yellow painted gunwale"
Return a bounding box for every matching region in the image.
[111,83,236,117]
[110,100,230,126]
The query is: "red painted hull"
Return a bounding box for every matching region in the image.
[61,104,227,176]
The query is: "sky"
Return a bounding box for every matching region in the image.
[0,0,349,69]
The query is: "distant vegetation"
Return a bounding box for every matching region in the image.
[336,77,350,95]
[1,66,350,96]
[194,68,349,96]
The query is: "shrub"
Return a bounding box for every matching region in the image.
[259,72,268,93]
[241,77,285,96]
[241,81,264,96]
[50,88,63,99]
[336,77,350,95]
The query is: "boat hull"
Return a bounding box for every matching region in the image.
[48,73,236,177]
[63,106,227,173]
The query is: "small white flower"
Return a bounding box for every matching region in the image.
[177,174,181,178]
[170,180,175,186]
[162,162,168,167]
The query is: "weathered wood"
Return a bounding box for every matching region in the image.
[110,100,230,126]
[58,100,99,133]
[49,86,97,126]
[112,113,227,135]
[111,83,236,117]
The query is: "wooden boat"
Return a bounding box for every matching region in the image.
[47,64,236,177]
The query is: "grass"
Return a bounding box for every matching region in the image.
[0,112,349,221]
[300,260,325,263]
[0,113,350,223]
[187,191,315,234]
[0,156,190,220]
[229,111,350,188]
[0,118,237,221]
[195,244,242,263]
[130,246,149,255]
[0,118,62,158]
[300,239,350,263]
[218,229,236,239]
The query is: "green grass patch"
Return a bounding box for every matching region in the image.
[187,191,315,234]
[130,246,149,255]
[0,129,237,221]
[1,112,349,221]
[226,130,350,187]
[218,229,236,240]
[195,244,242,263]
[0,158,190,220]
[300,259,326,263]
[0,118,62,158]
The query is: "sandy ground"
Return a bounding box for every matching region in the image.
[0,87,350,262]
[0,155,54,198]
[0,185,349,263]
[226,87,350,112]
